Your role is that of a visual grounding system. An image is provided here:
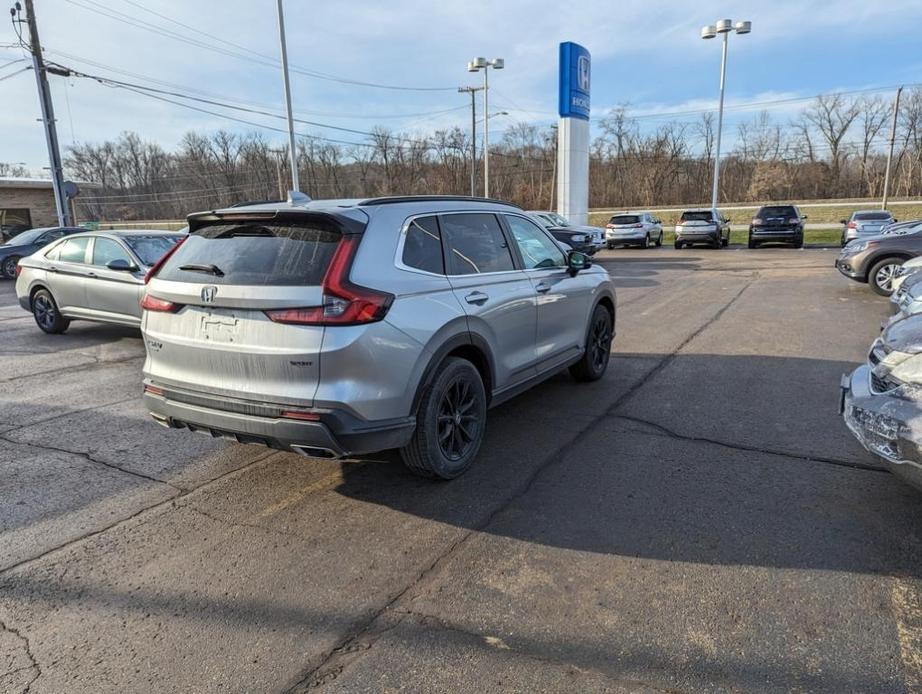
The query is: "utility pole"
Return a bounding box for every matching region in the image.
[275,0,299,193]
[17,0,71,226]
[882,86,903,210]
[458,86,482,196]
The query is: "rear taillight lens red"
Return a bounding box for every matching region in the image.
[143,384,165,396]
[280,409,321,421]
[145,236,186,284]
[140,294,182,313]
[264,234,394,326]
[14,261,22,278]
[633,223,643,228]
[847,222,857,229]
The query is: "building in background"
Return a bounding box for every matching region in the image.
[0,177,98,238]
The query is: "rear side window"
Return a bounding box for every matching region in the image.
[610,215,640,225]
[402,216,444,274]
[759,206,796,218]
[58,237,89,263]
[681,211,714,222]
[855,212,892,221]
[157,222,340,286]
[440,213,515,275]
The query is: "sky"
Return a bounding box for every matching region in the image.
[2,0,921,174]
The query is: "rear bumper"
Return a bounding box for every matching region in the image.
[750,227,801,241]
[841,365,922,491]
[676,230,719,242]
[144,387,415,458]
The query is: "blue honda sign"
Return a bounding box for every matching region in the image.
[558,42,590,120]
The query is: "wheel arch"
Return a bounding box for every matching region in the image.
[411,332,496,414]
[864,252,912,281]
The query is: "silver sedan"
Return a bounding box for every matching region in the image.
[15,229,183,333]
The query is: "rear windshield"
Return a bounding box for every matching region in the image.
[124,235,183,266]
[680,211,713,222]
[610,215,640,225]
[157,222,340,286]
[758,206,796,218]
[855,212,892,221]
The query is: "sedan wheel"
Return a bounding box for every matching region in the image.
[31,289,70,334]
[1,256,19,279]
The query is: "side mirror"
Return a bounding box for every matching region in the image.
[567,250,590,276]
[802,214,808,220]
[894,218,899,223]
[106,258,137,272]
[839,219,848,225]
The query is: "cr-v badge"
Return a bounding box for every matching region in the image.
[201,285,218,303]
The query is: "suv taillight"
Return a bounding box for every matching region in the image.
[847,221,857,229]
[264,235,394,326]
[14,260,22,278]
[140,294,182,313]
[145,236,186,284]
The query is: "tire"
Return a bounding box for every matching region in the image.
[868,257,904,297]
[400,356,487,480]
[31,288,70,334]
[570,304,613,382]
[794,236,804,249]
[674,240,683,250]
[712,235,722,249]
[606,241,614,250]
[641,234,650,249]
[655,232,663,247]
[722,232,730,247]
[1,255,20,279]
[748,236,757,249]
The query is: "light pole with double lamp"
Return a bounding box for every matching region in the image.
[700,19,751,212]
[467,57,504,198]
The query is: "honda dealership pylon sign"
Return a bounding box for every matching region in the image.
[557,42,590,225]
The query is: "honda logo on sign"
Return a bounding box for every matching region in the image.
[201,285,218,303]
[577,54,590,92]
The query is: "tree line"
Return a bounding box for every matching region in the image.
[64,88,922,221]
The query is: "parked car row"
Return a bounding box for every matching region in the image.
[13,195,616,480]
[840,220,922,493]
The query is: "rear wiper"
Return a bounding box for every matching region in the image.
[178,263,225,276]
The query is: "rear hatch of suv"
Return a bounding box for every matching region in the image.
[677,210,716,233]
[141,211,381,408]
[607,214,643,234]
[753,205,797,232]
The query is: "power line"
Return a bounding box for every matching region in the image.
[63,0,455,92]
[0,65,29,82]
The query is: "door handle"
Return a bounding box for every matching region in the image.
[86,272,97,278]
[47,266,58,273]
[535,281,552,293]
[465,291,489,306]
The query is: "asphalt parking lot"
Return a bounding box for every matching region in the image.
[2,246,921,693]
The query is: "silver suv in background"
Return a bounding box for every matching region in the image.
[141,196,616,479]
[674,209,731,249]
[604,212,663,249]
[841,210,895,246]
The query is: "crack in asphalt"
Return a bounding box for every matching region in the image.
[613,414,889,473]
[183,504,303,539]
[0,449,282,577]
[0,353,144,384]
[0,394,140,433]
[0,432,186,492]
[0,615,40,693]
[282,276,757,692]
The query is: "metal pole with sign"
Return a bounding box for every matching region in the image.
[557,42,591,225]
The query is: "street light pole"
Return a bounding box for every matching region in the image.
[701,19,750,212]
[458,86,482,196]
[882,86,903,210]
[467,57,504,198]
[275,0,299,193]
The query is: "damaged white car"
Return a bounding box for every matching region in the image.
[841,314,922,492]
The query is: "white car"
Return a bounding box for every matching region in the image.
[604,212,663,249]
[528,211,605,251]
[891,255,922,297]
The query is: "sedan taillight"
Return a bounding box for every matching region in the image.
[14,260,22,278]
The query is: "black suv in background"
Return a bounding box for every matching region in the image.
[748,205,806,248]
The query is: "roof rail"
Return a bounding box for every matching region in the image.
[357,195,523,209]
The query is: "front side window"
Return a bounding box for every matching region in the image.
[36,230,66,246]
[57,237,89,264]
[505,215,566,270]
[440,213,515,276]
[124,235,182,267]
[402,216,444,274]
[93,238,132,267]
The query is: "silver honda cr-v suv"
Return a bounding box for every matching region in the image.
[141,194,616,479]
